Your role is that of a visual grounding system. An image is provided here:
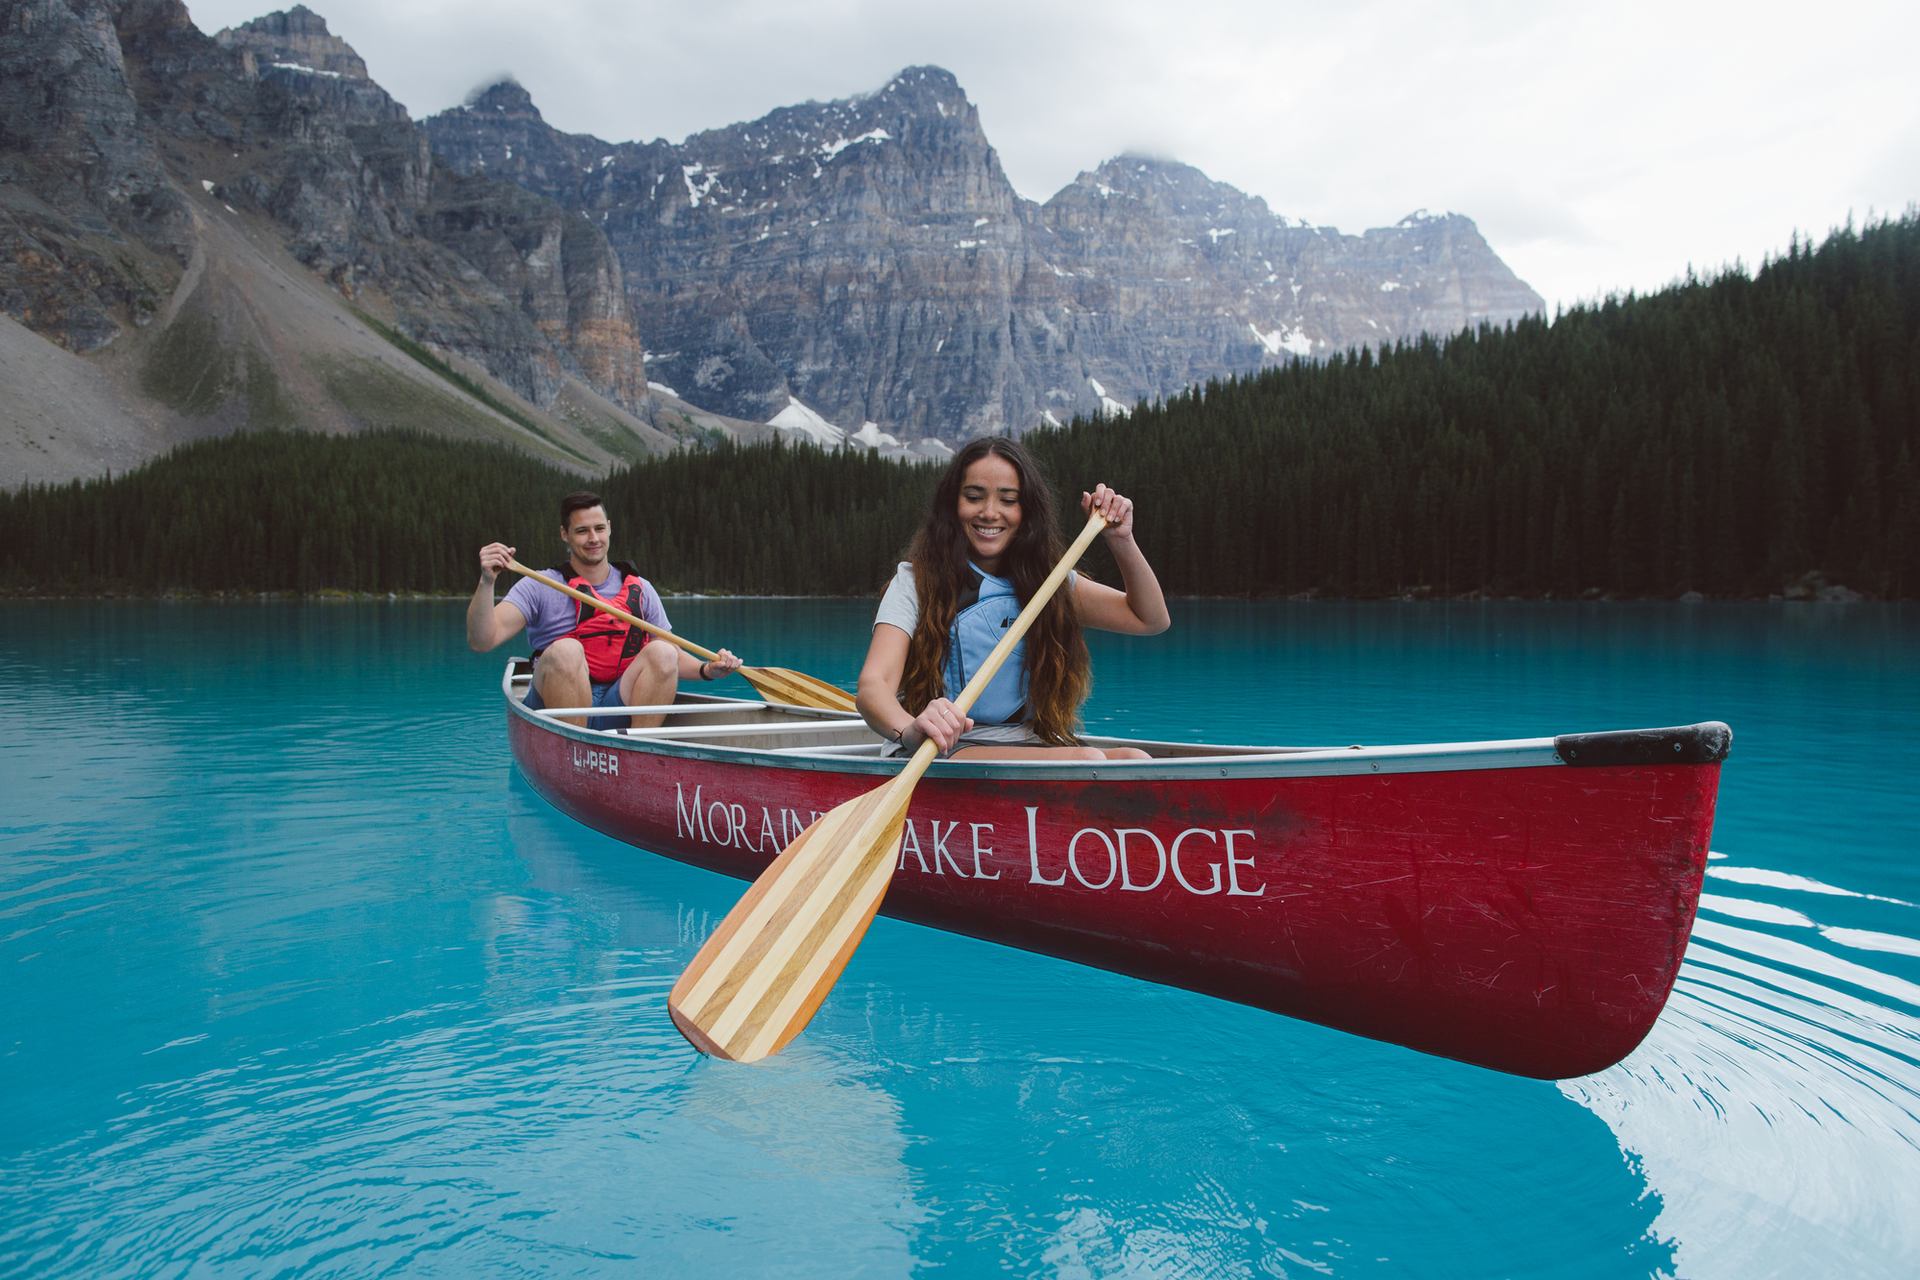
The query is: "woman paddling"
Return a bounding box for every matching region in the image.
[856,437,1170,761]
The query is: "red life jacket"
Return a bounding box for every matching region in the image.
[542,560,651,684]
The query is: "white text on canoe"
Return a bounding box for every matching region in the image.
[571,746,620,775]
[672,784,1264,896]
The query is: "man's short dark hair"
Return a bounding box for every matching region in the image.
[560,491,605,527]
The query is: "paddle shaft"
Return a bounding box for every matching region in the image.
[504,557,720,663]
[667,510,1111,1062]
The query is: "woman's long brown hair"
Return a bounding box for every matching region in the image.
[898,438,1091,745]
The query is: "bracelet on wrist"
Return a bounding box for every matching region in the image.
[698,660,713,681]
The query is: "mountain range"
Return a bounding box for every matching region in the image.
[424,71,1543,442]
[1,2,1544,484]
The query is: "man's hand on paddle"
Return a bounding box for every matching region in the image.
[478,542,516,586]
[468,543,526,652]
[702,649,744,679]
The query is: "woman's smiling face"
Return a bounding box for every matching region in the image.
[957,453,1022,571]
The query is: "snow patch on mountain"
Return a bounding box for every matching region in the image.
[819,129,890,161]
[269,61,344,79]
[1087,377,1129,418]
[1250,323,1313,357]
[850,421,901,449]
[769,398,846,445]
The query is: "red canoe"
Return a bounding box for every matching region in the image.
[503,660,1729,1078]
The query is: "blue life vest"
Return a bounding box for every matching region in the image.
[943,564,1028,724]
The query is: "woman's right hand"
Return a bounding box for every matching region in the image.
[907,697,973,754]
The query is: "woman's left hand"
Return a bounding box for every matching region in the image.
[708,649,743,676]
[1082,484,1135,541]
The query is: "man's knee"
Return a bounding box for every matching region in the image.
[623,640,677,700]
[538,638,588,680]
[641,640,678,677]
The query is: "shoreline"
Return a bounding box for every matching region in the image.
[0,588,1896,605]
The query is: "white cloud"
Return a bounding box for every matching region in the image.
[183,0,1920,313]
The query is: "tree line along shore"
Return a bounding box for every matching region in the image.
[3,215,1916,601]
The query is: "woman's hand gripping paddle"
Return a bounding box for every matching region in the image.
[668,512,1109,1062]
[507,558,856,712]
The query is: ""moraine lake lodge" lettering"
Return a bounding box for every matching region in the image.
[671,783,1263,897]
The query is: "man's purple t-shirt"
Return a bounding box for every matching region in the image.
[503,564,671,658]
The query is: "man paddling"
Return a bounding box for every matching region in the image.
[468,491,740,729]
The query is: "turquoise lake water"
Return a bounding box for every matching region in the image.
[2,600,1916,1277]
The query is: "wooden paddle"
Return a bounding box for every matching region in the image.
[506,557,856,712]
[669,510,1109,1062]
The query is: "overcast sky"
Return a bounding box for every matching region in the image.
[183,0,1917,315]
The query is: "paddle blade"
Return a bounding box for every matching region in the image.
[740,665,858,713]
[670,781,908,1062]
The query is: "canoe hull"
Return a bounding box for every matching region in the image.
[507,691,1723,1079]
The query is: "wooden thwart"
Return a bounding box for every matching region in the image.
[669,512,1109,1062]
[507,557,856,712]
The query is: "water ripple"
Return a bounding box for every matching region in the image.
[1564,854,1920,1279]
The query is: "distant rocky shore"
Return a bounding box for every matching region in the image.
[0,581,1882,605]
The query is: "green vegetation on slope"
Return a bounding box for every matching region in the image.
[139,305,231,415]
[353,311,594,466]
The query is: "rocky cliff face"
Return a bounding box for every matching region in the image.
[431,68,1029,437]
[0,2,650,424]
[0,0,191,351]
[1024,158,1543,410]
[214,2,368,79]
[203,5,649,412]
[425,66,1545,440]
